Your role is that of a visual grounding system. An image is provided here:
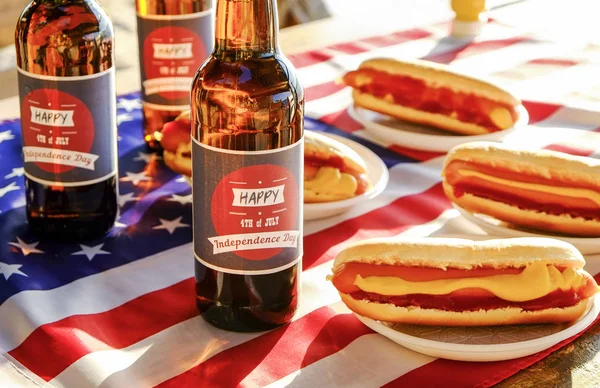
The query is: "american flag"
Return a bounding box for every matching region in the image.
[1,17,600,387]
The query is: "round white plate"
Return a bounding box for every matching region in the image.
[304,132,389,221]
[454,204,600,255]
[355,294,600,362]
[349,104,529,153]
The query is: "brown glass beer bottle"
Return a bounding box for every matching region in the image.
[15,0,118,240]
[136,0,214,151]
[192,0,304,331]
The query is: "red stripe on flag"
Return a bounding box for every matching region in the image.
[288,50,335,68]
[9,279,197,381]
[389,144,446,162]
[425,37,529,64]
[544,143,594,157]
[157,308,372,388]
[384,317,600,388]
[521,100,562,124]
[328,42,366,55]
[528,58,580,67]
[305,81,346,102]
[361,28,432,48]
[319,108,363,132]
[288,28,432,69]
[303,183,452,271]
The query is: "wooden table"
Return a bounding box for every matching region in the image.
[0,0,599,386]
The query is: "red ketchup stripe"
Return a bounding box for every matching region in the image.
[303,184,452,271]
[8,279,197,381]
[305,81,346,102]
[157,308,372,388]
[383,315,600,388]
[425,37,530,64]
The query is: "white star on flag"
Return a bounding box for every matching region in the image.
[153,216,190,234]
[0,262,27,280]
[117,113,134,127]
[72,244,110,261]
[118,192,139,207]
[0,130,14,144]
[176,176,188,183]
[121,171,152,185]
[5,168,24,179]
[8,237,43,256]
[117,98,142,112]
[0,182,19,198]
[133,152,154,163]
[168,194,192,205]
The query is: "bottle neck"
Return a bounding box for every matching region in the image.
[214,0,279,55]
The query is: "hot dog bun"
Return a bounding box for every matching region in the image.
[330,237,598,326]
[442,141,600,236]
[161,110,191,177]
[343,58,521,135]
[304,131,371,203]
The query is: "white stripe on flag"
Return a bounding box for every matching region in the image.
[49,259,341,388]
[0,243,193,351]
[261,329,435,388]
[305,155,446,236]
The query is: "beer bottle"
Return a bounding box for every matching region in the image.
[192,0,304,331]
[136,0,214,151]
[15,0,118,240]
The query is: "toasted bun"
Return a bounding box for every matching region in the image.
[163,141,191,177]
[341,293,592,326]
[353,91,491,136]
[443,141,600,188]
[445,186,600,237]
[304,130,367,176]
[359,58,520,107]
[333,237,585,271]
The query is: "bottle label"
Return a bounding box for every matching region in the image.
[193,138,304,275]
[17,68,118,187]
[137,10,214,109]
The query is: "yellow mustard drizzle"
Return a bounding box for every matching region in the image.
[457,169,600,206]
[354,262,587,302]
[305,167,357,199]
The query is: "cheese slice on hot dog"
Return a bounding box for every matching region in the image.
[342,58,521,135]
[329,237,598,326]
[442,141,600,236]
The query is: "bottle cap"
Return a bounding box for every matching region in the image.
[450,16,487,38]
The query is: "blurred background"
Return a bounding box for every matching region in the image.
[0,0,596,101]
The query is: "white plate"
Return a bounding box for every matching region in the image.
[349,104,529,153]
[454,204,600,255]
[355,294,600,362]
[304,132,389,220]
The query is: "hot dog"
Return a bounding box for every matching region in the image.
[161,110,191,177]
[443,141,600,236]
[304,130,371,203]
[342,58,521,135]
[329,237,598,326]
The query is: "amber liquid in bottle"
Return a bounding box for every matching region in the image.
[136,0,213,151]
[192,0,304,331]
[15,0,117,240]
